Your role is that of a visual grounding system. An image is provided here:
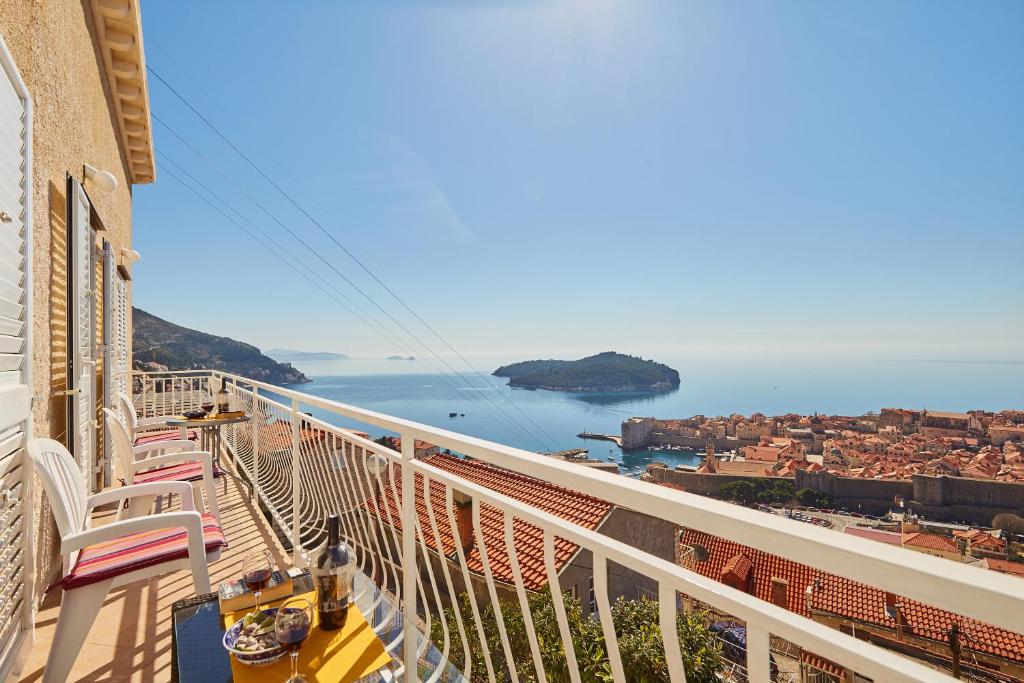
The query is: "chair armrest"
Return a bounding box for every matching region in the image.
[61,510,205,555]
[137,415,174,428]
[87,481,195,511]
[131,450,213,473]
[133,439,194,457]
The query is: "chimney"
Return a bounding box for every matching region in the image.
[770,578,789,609]
[885,592,906,638]
[452,489,475,554]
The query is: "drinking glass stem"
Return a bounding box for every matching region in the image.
[290,651,299,679]
[254,591,261,611]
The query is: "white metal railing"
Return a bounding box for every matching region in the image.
[132,370,1024,683]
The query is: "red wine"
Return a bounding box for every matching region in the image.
[313,514,354,630]
[277,623,310,653]
[243,568,272,593]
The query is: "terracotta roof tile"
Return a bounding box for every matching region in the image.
[680,530,1024,666]
[902,532,960,554]
[985,558,1024,578]
[369,454,613,590]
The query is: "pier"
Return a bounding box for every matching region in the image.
[577,431,623,447]
[545,447,590,459]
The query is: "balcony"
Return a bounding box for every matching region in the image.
[19,369,1024,682]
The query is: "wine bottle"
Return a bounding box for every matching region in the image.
[216,379,230,414]
[313,514,353,630]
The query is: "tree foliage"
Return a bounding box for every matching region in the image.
[493,352,680,392]
[796,487,834,508]
[719,478,797,506]
[428,589,723,683]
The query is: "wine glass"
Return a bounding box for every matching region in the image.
[241,550,274,612]
[201,398,214,416]
[275,598,313,683]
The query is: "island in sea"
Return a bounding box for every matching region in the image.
[133,307,310,384]
[493,351,680,393]
[266,348,350,362]
[387,355,416,361]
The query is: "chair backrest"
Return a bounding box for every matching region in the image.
[103,408,134,485]
[117,392,138,437]
[26,438,89,540]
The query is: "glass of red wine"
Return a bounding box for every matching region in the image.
[241,550,274,613]
[201,400,214,416]
[275,598,312,683]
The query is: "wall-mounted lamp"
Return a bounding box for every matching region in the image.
[120,248,141,265]
[83,163,119,194]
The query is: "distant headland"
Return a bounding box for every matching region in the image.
[493,351,680,393]
[266,348,349,362]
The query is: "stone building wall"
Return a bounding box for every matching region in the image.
[1,1,137,598]
[644,465,793,498]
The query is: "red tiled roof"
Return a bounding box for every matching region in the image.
[843,526,902,546]
[985,558,1024,578]
[681,530,814,616]
[258,421,327,451]
[902,532,960,554]
[369,454,613,590]
[721,553,753,588]
[969,534,1005,551]
[801,651,845,678]
[680,530,1024,665]
[808,573,1024,663]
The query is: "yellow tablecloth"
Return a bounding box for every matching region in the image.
[225,590,393,683]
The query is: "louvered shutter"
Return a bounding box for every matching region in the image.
[101,244,128,486]
[102,242,114,485]
[69,178,97,492]
[0,35,34,681]
[115,274,128,399]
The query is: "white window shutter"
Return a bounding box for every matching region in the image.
[0,34,34,681]
[69,178,97,493]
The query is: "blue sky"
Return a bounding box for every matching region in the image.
[133,1,1023,364]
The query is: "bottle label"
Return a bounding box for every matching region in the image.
[313,569,349,610]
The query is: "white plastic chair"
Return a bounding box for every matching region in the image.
[117,392,198,445]
[104,408,221,524]
[27,438,226,683]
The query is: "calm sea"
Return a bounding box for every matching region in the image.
[272,348,1024,479]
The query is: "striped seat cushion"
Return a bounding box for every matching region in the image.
[134,429,199,446]
[133,461,212,484]
[63,513,227,589]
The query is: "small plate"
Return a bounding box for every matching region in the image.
[222,608,286,666]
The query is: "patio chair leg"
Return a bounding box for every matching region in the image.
[43,581,112,683]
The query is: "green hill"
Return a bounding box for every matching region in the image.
[133,308,310,385]
[493,351,680,393]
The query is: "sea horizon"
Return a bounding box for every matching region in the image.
[271,349,1024,478]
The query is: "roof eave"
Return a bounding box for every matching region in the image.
[90,0,156,185]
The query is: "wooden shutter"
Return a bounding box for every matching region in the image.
[68,178,97,492]
[0,34,34,681]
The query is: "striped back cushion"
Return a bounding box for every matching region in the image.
[133,461,206,484]
[63,513,227,589]
[134,429,199,446]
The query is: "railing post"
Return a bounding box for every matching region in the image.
[252,386,260,496]
[746,624,771,683]
[139,373,146,417]
[290,397,303,566]
[400,433,418,681]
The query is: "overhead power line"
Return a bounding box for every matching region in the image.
[147,65,561,450]
[151,114,553,451]
[156,158,552,450]
[157,158,550,450]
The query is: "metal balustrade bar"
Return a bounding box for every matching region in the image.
[133,370,1022,683]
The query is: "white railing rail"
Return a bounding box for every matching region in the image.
[132,369,1023,683]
